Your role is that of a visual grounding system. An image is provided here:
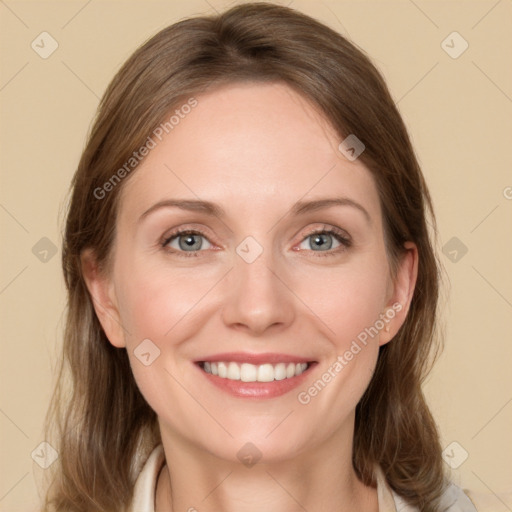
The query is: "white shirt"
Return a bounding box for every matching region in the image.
[129,444,483,512]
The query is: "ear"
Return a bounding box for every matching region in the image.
[81,248,126,348]
[379,241,418,346]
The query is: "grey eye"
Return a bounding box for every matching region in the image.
[167,233,212,252]
[299,232,341,251]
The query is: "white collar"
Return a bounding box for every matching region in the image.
[129,444,476,512]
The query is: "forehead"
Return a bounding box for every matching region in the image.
[119,81,381,225]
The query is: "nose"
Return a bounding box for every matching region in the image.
[221,246,296,336]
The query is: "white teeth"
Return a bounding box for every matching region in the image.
[201,361,310,382]
[274,363,287,380]
[240,363,257,382]
[217,362,227,378]
[227,362,240,380]
[295,363,307,375]
[257,364,274,382]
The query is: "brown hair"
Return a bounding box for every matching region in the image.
[42,2,446,511]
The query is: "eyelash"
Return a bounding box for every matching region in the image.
[161,226,352,259]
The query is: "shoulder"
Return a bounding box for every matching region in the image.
[391,481,510,512]
[437,482,479,511]
[378,465,504,512]
[464,488,512,512]
[375,467,478,512]
[438,481,512,511]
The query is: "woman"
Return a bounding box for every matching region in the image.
[41,3,483,511]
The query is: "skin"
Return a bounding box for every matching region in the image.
[82,82,418,512]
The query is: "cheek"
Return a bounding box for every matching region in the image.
[115,259,221,345]
[289,257,389,413]
[291,257,390,346]
[113,260,222,415]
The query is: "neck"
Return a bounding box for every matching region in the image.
[155,422,378,512]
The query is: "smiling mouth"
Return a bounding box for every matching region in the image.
[198,361,313,382]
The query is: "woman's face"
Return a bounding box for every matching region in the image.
[85,82,416,463]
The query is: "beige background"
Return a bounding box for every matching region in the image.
[1,0,511,510]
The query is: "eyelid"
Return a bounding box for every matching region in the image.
[161,224,217,246]
[299,224,351,242]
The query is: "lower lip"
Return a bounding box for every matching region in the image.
[195,363,316,399]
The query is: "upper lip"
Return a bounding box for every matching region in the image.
[195,352,315,365]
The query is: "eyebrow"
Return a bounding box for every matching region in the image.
[139,197,371,224]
